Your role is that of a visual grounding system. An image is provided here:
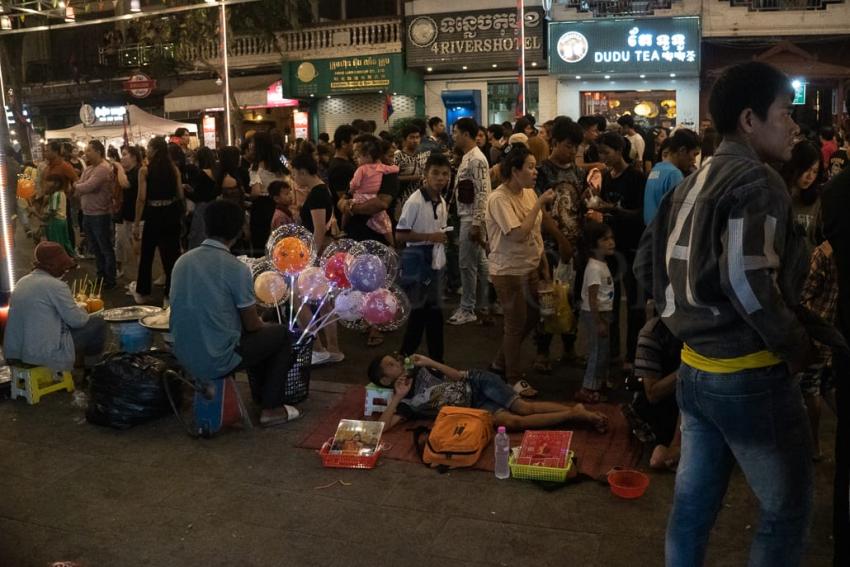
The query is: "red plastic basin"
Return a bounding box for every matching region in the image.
[608,469,650,499]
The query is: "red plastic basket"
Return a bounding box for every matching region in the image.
[319,438,385,469]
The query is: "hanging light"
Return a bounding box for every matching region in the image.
[64,5,76,22]
[0,16,10,30]
[129,0,141,12]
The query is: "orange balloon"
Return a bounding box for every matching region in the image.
[272,237,310,275]
[16,178,35,200]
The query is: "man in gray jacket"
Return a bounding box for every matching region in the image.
[636,62,814,566]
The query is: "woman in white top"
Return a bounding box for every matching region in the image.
[248,132,287,256]
[484,145,554,397]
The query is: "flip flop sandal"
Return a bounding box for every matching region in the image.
[260,405,302,428]
[513,379,539,398]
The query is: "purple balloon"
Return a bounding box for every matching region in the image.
[347,254,386,292]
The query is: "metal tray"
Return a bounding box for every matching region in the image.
[101,305,163,323]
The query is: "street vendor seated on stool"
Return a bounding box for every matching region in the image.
[4,242,107,375]
[368,353,609,433]
[170,199,301,428]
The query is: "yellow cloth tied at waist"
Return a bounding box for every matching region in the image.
[681,344,782,374]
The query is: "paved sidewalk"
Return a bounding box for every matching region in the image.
[1,231,837,566]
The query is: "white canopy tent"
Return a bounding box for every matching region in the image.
[45,104,198,142]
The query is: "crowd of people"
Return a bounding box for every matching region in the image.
[5,59,850,566]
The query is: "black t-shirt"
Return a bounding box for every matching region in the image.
[121,166,140,222]
[345,173,400,243]
[300,183,334,233]
[601,166,646,252]
[327,157,356,197]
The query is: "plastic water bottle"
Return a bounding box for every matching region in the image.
[494,426,510,480]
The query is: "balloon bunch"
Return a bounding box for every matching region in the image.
[258,225,409,344]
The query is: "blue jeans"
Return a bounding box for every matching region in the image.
[666,363,813,567]
[580,309,610,390]
[82,214,116,286]
[459,217,489,312]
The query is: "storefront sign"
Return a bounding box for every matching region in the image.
[94,106,127,123]
[282,54,422,99]
[202,114,217,147]
[266,80,299,108]
[293,111,309,140]
[405,7,546,70]
[122,73,156,99]
[549,17,700,77]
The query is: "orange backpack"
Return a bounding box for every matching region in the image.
[418,406,494,470]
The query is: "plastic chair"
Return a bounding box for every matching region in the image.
[10,364,74,405]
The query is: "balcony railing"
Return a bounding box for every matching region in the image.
[726,0,843,10]
[99,17,403,70]
[561,0,676,16]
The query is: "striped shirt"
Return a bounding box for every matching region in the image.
[634,317,682,381]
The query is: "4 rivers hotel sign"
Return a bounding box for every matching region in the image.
[549,17,701,78]
[405,7,546,71]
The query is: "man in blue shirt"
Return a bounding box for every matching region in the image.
[642,128,700,225]
[170,200,300,427]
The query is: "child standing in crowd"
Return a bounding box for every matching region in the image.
[42,174,75,256]
[268,179,297,231]
[349,135,398,245]
[396,153,451,363]
[799,238,839,460]
[576,221,616,404]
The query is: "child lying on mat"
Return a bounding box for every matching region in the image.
[368,353,609,433]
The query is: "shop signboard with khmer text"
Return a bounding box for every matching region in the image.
[281,54,422,99]
[405,7,546,70]
[549,17,700,78]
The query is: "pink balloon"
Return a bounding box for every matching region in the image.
[362,288,398,325]
[296,267,330,300]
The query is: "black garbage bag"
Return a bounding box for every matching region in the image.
[86,351,183,430]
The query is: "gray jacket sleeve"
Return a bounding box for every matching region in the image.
[717,184,810,365]
[51,281,90,330]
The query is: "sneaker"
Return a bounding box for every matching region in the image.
[132,291,154,305]
[125,281,137,297]
[311,351,331,366]
[448,308,477,326]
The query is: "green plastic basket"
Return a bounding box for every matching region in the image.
[509,450,575,482]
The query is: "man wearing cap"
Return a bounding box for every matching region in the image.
[4,242,107,373]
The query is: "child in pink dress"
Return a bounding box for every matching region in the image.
[350,136,398,243]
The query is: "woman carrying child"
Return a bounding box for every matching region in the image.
[348,134,399,246]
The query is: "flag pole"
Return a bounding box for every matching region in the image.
[518,0,527,117]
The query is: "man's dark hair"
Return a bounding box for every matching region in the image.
[333,124,359,150]
[550,117,584,146]
[487,124,505,139]
[598,131,626,153]
[204,199,245,241]
[267,179,291,198]
[594,115,607,132]
[401,124,421,140]
[175,127,190,137]
[427,116,443,131]
[123,145,142,164]
[88,140,105,157]
[514,116,534,134]
[290,152,319,175]
[578,116,597,131]
[708,62,794,137]
[617,115,635,130]
[351,119,370,133]
[424,152,451,171]
[453,117,478,140]
[47,140,63,154]
[353,134,382,162]
[820,126,835,141]
[700,127,720,159]
[318,132,330,144]
[367,354,387,386]
[107,146,120,161]
[667,129,700,153]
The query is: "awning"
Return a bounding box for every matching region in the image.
[45,104,197,141]
[164,74,294,113]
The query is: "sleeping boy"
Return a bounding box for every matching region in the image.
[368,353,608,432]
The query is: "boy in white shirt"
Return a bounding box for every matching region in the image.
[396,154,452,362]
